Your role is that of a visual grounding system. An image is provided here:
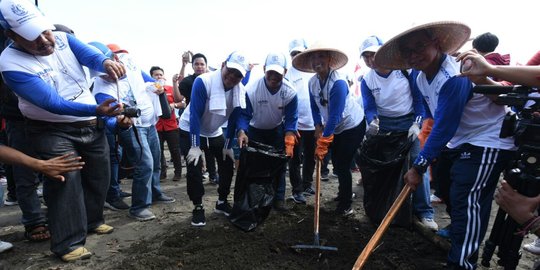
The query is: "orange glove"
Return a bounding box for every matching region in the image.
[315,134,334,160]
[284,133,297,157]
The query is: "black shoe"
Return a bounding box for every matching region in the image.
[303,187,316,196]
[119,191,131,198]
[104,199,130,211]
[214,201,232,216]
[336,206,354,217]
[191,205,206,227]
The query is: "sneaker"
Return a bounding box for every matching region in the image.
[420,217,439,231]
[303,187,316,196]
[153,194,176,204]
[191,205,206,227]
[437,225,451,239]
[321,173,329,182]
[104,199,130,211]
[523,238,540,255]
[36,188,43,198]
[128,208,156,221]
[172,174,182,182]
[273,200,289,212]
[119,190,132,198]
[4,195,17,206]
[214,201,232,216]
[90,224,114,235]
[336,207,354,217]
[330,172,338,178]
[202,172,209,181]
[209,176,219,185]
[333,193,356,202]
[290,193,307,204]
[430,194,443,203]
[61,247,92,262]
[0,176,6,186]
[0,241,13,253]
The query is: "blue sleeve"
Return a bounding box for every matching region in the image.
[310,87,322,127]
[141,71,155,82]
[360,79,377,123]
[414,77,473,170]
[225,107,242,148]
[409,70,425,123]
[283,95,298,132]
[68,34,107,72]
[95,93,118,132]
[242,70,251,86]
[2,71,97,116]
[323,80,348,137]
[237,93,252,133]
[189,77,208,147]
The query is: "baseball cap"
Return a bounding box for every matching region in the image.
[225,51,249,77]
[289,38,307,54]
[359,35,384,56]
[107,43,129,54]
[0,0,55,41]
[264,52,287,75]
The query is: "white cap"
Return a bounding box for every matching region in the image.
[359,35,384,56]
[264,52,287,75]
[288,38,308,53]
[225,51,249,77]
[0,0,55,41]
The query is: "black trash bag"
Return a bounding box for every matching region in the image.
[358,132,414,228]
[229,141,288,232]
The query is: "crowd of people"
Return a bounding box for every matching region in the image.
[0,0,540,269]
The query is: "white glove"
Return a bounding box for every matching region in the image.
[223,148,234,161]
[366,118,379,136]
[408,122,421,139]
[186,146,203,166]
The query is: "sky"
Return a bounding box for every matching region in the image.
[37,0,539,81]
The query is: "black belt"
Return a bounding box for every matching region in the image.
[26,118,98,128]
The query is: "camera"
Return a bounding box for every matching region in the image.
[121,105,141,118]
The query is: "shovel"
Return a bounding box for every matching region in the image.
[291,159,338,251]
[352,184,412,269]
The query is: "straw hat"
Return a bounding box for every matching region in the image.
[374,21,471,70]
[292,41,348,73]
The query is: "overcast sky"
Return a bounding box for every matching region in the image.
[38,0,539,81]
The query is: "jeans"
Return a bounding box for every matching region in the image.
[118,125,163,212]
[247,125,287,201]
[379,113,434,219]
[331,121,365,210]
[6,120,46,228]
[288,129,315,191]
[105,130,122,203]
[26,122,110,256]
[158,129,183,177]
[179,130,234,204]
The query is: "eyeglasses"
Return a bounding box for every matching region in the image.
[400,40,434,59]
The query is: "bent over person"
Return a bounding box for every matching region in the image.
[0,0,125,262]
[375,21,515,269]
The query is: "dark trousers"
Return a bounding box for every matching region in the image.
[179,130,234,204]
[105,131,122,202]
[288,129,315,191]
[158,129,183,177]
[332,120,366,210]
[26,122,110,256]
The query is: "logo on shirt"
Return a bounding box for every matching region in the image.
[258,100,269,105]
[54,36,67,50]
[460,152,471,160]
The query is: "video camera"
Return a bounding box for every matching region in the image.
[121,105,141,118]
[473,85,540,269]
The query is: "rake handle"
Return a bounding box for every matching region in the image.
[314,158,322,237]
[352,184,412,270]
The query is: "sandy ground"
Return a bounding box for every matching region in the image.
[0,156,539,269]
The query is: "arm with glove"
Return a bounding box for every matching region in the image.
[361,79,379,136]
[186,78,207,166]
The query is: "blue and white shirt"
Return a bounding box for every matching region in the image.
[285,66,314,130]
[309,70,364,137]
[238,75,298,132]
[0,32,107,122]
[414,55,516,170]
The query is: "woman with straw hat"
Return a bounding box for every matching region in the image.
[375,21,516,269]
[292,41,366,216]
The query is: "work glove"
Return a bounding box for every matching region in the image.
[315,134,334,160]
[186,146,203,166]
[366,118,379,136]
[284,133,298,157]
[408,122,420,139]
[223,148,235,161]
